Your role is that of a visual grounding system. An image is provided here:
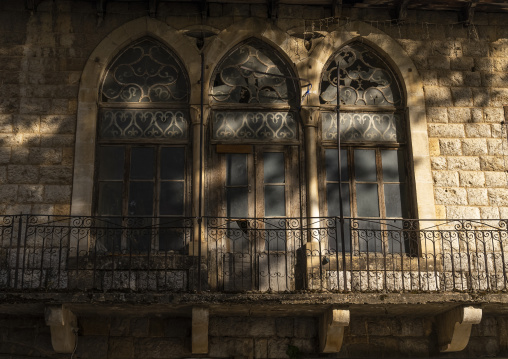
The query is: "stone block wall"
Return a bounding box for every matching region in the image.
[0,314,507,358]
[0,1,507,219]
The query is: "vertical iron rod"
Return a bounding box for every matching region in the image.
[197,51,205,292]
[335,57,348,291]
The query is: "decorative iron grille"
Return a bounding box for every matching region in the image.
[212,111,297,142]
[101,38,189,103]
[99,109,189,139]
[320,42,402,106]
[321,112,404,143]
[210,39,298,106]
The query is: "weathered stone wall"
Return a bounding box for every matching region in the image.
[0,1,507,219]
[0,314,505,358]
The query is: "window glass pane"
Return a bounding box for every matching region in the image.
[227,187,248,217]
[226,154,248,186]
[328,218,351,253]
[356,220,382,252]
[265,218,286,251]
[384,183,409,218]
[98,182,123,215]
[130,147,155,180]
[128,182,154,216]
[325,149,348,181]
[264,186,285,216]
[98,146,124,180]
[95,217,122,252]
[161,147,185,180]
[264,152,285,183]
[326,183,350,217]
[159,218,186,252]
[160,182,184,215]
[127,217,152,252]
[382,150,405,182]
[354,149,377,182]
[356,183,379,217]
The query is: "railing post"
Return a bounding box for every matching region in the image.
[13,214,23,289]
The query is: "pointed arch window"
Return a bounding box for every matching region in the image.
[95,38,190,253]
[320,42,413,254]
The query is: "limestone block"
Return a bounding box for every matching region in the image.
[428,55,450,70]
[485,171,507,187]
[11,147,28,163]
[44,306,78,353]
[433,171,459,187]
[40,166,73,184]
[451,88,473,107]
[488,188,508,206]
[319,308,350,353]
[462,139,488,156]
[450,57,474,71]
[40,115,76,134]
[490,88,508,107]
[459,171,485,187]
[0,185,18,202]
[472,88,490,107]
[8,165,39,184]
[485,107,505,123]
[464,123,492,138]
[475,57,495,72]
[0,166,7,184]
[18,185,44,203]
[467,188,489,206]
[295,317,317,338]
[437,306,482,352]
[108,337,134,359]
[438,71,464,87]
[0,114,13,133]
[471,108,483,123]
[439,139,462,155]
[424,87,453,107]
[44,185,72,203]
[28,148,62,165]
[427,107,448,123]
[480,156,505,171]
[463,72,481,87]
[480,207,500,219]
[490,40,508,57]
[428,124,465,138]
[447,157,480,171]
[487,139,503,155]
[463,42,489,57]
[431,157,447,170]
[447,108,471,123]
[192,307,209,354]
[13,114,40,133]
[429,138,440,156]
[446,206,480,219]
[434,188,467,205]
[421,71,438,86]
[31,204,54,215]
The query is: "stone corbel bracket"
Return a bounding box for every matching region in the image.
[319,307,350,353]
[192,307,209,354]
[45,305,78,353]
[437,305,482,352]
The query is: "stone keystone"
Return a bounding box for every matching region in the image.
[44,305,78,353]
[437,305,482,352]
[319,307,350,353]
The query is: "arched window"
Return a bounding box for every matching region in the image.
[208,39,300,291]
[320,42,412,254]
[95,38,190,252]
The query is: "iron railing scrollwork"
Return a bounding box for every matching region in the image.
[1,215,507,294]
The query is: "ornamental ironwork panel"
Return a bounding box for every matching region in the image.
[101,38,189,103]
[99,109,188,139]
[322,112,404,143]
[213,111,297,141]
[210,40,298,106]
[320,43,402,106]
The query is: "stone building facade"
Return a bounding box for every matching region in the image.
[1,0,508,358]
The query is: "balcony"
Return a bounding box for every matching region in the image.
[0,215,507,293]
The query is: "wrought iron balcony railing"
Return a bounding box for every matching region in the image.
[0,215,507,293]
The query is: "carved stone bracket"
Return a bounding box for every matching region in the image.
[300,106,320,128]
[190,105,210,126]
[192,307,209,354]
[437,306,482,352]
[45,306,78,353]
[319,307,350,353]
